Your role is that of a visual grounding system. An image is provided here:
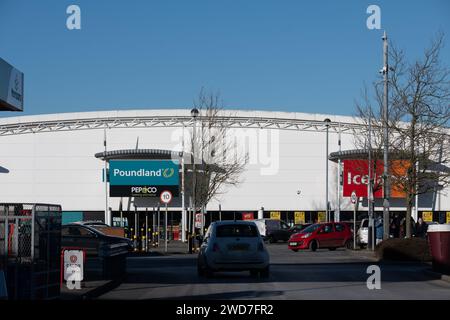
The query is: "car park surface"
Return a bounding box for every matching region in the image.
[96,242,450,300]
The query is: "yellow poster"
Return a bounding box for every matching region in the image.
[294,211,305,224]
[446,212,450,224]
[422,211,433,223]
[318,211,326,223]
[270,211,281,220]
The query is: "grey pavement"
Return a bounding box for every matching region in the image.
[141,239,194,255]
[60,279,121,300]
[96,242,450,300]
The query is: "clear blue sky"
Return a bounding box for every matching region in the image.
[1,0,449,117]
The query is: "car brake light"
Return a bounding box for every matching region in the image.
[213,243,220,252]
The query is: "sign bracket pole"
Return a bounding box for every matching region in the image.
[165,203,168,253]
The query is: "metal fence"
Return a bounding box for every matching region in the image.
[0,203,62,299]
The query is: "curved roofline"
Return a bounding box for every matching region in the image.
[0,108,360,125]
[0,108,367,136]
[95,148,223,172]
[94,149,184,161]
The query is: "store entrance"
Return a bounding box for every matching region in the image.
[112,210,181,252]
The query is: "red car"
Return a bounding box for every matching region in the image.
[288,222,353,252]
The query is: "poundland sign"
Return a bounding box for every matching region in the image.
[109,160,179,197]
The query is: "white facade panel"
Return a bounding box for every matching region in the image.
[0,109,448,214]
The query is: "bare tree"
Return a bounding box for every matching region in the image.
[355,33,450,238]
[355,86,388,198]
[187,89,248,220]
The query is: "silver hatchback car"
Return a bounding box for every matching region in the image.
[197,220,270,277]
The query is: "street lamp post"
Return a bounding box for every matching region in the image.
[336,122,341,223]
[381,31,390,240]
[103,129,110,225]
[181,124,186,242]
[324,118,331,222]
[190,108,199,251]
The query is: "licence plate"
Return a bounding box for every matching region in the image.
[228,243,249,251]
[289,242,298,246]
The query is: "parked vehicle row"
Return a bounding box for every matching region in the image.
[253,219,312,243]
[196,219,359,279]
[61,217,367,281]
[288,222,353,252]
[61,223,134,257]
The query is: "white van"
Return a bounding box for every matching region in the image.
[253,219,291,243]
[357,219,369,248]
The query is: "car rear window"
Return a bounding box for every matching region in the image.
[216,224,259,237]
[301,224,321,233]
[266,220,280,230]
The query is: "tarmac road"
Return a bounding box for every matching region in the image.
[96,243,450,300]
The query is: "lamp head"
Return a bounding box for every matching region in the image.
[191,108,199,118]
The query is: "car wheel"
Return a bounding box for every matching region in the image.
[345,240,353,250]
[260,266,270,278]
[328,247,337,251]
[359,243,366,249]
[309,240,318,252]
[250,270,259,277]
[198,258,213,277]
[197,264,205,277]
[204,267,214,278]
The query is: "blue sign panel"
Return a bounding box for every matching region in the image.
[0,58,24,111]
[109,160,179,186]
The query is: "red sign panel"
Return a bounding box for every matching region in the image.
[343,159,408,198]
[242,212,254,220]
[343,160,383,198]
